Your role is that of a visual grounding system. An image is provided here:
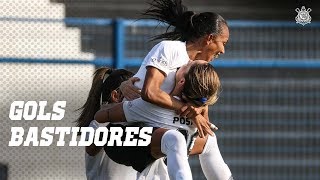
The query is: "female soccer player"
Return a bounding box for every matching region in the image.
[95,61,228,180]
[122,0,229,137]
[76,68,138,180]
[113,0,232,178]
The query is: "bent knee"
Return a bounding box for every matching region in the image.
[161,130,187,153]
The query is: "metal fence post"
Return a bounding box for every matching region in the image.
[113,18,125,69]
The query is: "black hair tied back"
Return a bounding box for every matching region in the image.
[143,0,187,26]
[179,11,197,41]
[142,0,228,42]
[143,0,192,41]
[105,68,113,76]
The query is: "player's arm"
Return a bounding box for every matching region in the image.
[201,105,210,120]
[141,66,185,110]
[119,77,141,100]
[85,120,103,156]
[86,144,102,156]
[94,103,126,123]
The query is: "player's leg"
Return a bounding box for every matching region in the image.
[196,134,232,180]
[150,128,193,180]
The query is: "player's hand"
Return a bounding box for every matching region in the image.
[119,77,141,100]
[178,104,205,119]
[192,115,216,138]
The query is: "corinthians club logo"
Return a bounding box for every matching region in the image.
[295,6,312,26]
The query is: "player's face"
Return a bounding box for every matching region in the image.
[199,25,229,62]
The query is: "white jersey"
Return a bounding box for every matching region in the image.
[134,40,189,93]
[124,40,196,134]
[123,98,197,134]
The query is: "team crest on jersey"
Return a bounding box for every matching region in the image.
[295,6,312,26]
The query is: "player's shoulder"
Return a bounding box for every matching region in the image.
[147,40,187,62]
[157,40,186,49]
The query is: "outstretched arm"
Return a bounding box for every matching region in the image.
[94,103,127,123]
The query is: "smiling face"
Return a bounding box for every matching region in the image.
[196,24,229,62]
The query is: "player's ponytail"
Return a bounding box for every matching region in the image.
[76,67,112,128]
[143,0,228,42]
[142,0,189,41]
[76,67,134,129]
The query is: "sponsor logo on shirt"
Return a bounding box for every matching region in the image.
[151,57,168,67]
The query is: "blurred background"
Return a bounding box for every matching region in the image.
[0,0,319,180]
